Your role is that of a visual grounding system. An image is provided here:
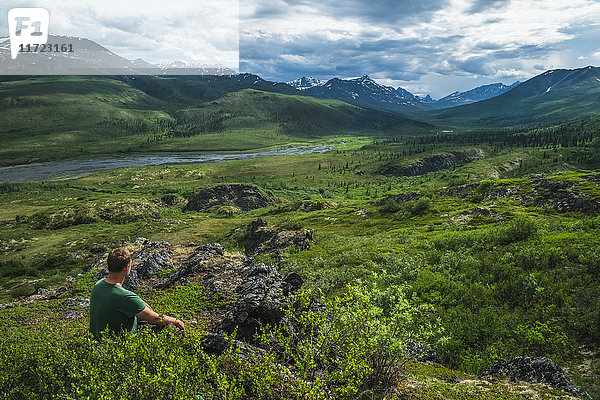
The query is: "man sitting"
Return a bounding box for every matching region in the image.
[89,247,185,340]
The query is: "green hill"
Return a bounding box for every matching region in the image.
[427,66,600,129]
[172,89,433,138]
[0,76,434,166]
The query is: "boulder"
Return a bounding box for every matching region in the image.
[215,263,302,342]
[244,218,313,260]
[137,250,172,279]
[183,184,272,213]
[482,356,591,399]
[122,269,141,291]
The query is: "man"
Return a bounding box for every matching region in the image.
[89,247,185,340]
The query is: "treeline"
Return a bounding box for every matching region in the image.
[405,116,600,149]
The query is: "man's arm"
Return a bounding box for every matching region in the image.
[136,304,185,330]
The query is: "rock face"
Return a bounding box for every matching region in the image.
[482,356,591,399]
[215,263,303,342]
[531,178,600,214]
[244,218,314,261]
[379,149,483,177]
[183,184,272,213]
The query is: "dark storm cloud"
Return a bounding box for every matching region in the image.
[240,29,452,81]
[490,44,553,60]
[466,0,511,14]
[453,56,495,75]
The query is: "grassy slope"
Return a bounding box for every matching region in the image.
[0,77,433,166]
[426,67,600,129]
[1,139,600,396]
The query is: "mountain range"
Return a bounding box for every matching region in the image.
[428,82,521,109]
[293,75,429,114]
[286,75,521,113]
[1,34,600,134]
[429,66,600,128]
[0,35,236,75]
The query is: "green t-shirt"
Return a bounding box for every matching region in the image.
[89,279,146,340]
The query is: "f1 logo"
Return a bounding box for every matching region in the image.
[8,8,49,60]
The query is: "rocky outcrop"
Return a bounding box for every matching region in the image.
[153,243,226,290]
[379,149,483,177]
[403,341,441,364]
[443,178,600,215]
[80,238,306,347]
[137,250,172,279]
[215,263,304,342]
[244,218,314,261]
[482,356,591,399]
[531,179,600,214]
[183,184,272,213]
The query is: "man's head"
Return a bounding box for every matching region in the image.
[107,247,131,273]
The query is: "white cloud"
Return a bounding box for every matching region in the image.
[1,0,240,67]
[241,0,600,96]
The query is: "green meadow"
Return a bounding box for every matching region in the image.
[1,133,600,397]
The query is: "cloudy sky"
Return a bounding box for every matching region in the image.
[241,0,600,98]
[0,0,239,68]
[2,1,600,97]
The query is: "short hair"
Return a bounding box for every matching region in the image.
[107,247,131,273]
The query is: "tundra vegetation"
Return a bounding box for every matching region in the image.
[1,76,600,397]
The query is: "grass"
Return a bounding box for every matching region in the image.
[1,137,600,397]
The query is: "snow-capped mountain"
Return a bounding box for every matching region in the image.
[303,75,429,113]
[415,94,435,104]
[287,77,325,90]
[0,35,236,75]
[428,82,520,109]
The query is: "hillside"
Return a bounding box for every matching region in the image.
[427,66,600,128]
[0,236,592,399]
[173,89,434,137]
[0,76,433,166]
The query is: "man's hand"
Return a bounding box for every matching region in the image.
[136,306,185,331]
[173,318,185,330]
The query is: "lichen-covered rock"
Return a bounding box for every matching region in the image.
[482,356,591,399]
[244,218,313,260]
[183,184,272,213]
[137,250,172,279]
[403,341,441,364]
[62,298,90,309]
[215,263,302,342]
[122,269,141,291]
[379,149,484,177]
[154,243,225,289]
[531,179,600,214]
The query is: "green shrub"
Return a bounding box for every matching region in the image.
[261,284,446,395]
[512,321,575,362]
[494,216,538,245]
